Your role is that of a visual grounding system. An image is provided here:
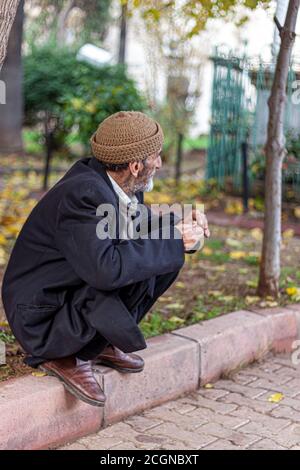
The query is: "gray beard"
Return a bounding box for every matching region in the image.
[133,176,154,193]
[144,176,154,192]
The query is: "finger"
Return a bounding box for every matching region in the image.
[195,211,209,230]
[197,213,210,238]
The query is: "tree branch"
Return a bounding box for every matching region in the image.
[274,15,283,33]
[0,0,20,72]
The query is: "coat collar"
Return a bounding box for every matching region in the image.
[87,156,144,204]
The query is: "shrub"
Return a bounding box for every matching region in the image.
[23,45,147,154]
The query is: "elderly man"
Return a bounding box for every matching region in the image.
[1,111,208,407]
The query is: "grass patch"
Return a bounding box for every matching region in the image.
[0,329,15,344]
[23,129,43,154]
[183,135,208,151]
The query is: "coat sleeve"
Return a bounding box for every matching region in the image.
[54,185,185,291]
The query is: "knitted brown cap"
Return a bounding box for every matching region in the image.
[90,110,164,164]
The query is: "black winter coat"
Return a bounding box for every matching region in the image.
[1,156,185,361]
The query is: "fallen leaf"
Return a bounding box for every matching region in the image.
[239,268,249,274]
[204,383,214,389]
[165,303,184,310]
[192,312,206,321]
[215,265,226,272]
[225,200,243,215]
[208,290,223,297]
[219,295,235,302]
[229,251,247,260]
[158,296,174,302]
[268,392,284,403]
[250,228,263,241]
[259,300,279,308]
[225,238,243,248]
[245,296,261,305]
[168,316,185,324]
[286,287,299,297]
[248,251,261,259]
[0,234,8,245]
[175,282,185,289]
[31,371,47,377]
[283,229,295,239]
[246,279,258,288]
[202,247,213,256]
[294,207,300,219]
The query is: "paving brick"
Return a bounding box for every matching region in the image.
[257,392,300,412]
[271,405,300,422]
[202,439,244,450]
[196,388,230,400]
[229,371,259,386]
[236,420,300,448]
[213,380,267,399]
[248,439,287,450]
[60,443,89,450]
[239,368,294,385]
[79,436,124,450]
[147,422,216,449]
[219,392,279,414]
[247,378,300,398]
[180,391,238,414]
[110,442,140,450]
[185,407,249,430]
[195,422,260,447]
[273,356,300,369]
[143,407,208,432]
[124,415,163,433]
[229,406,291,431]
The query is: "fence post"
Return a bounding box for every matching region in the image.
[241,139,249,213]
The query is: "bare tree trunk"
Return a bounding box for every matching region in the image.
[258,0,300,298]
[56,0,75,45]
[118,3,127,64]
[0,0,20,71]
[0,0,24,154]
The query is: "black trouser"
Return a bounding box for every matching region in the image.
[76,269,180,361]
[23,270,180,367]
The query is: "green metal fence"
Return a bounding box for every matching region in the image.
[206,46,300,197]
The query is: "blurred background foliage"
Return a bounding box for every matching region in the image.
[23,45,147,156]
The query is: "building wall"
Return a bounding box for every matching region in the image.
[103,1,300,137]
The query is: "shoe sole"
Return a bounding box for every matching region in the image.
[92,359,144,373]
[38,365,106,407]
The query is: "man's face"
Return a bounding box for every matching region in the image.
[133,148,162,193]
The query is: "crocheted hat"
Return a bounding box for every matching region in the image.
[90,110,164,164]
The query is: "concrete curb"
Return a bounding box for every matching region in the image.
[0,304,299,450]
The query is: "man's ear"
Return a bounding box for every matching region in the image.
[129,160,144,178]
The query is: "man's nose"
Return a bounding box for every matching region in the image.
[156,155,162,170]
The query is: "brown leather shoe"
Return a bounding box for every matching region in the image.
[39,356,106,407]
[92,344,144,373]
